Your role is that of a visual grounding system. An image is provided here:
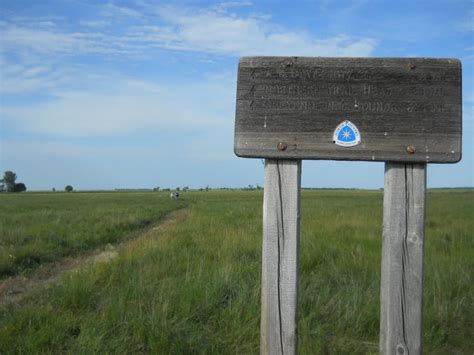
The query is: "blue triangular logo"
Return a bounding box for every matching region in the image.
[333,120,361,147]
[337,125,356,142]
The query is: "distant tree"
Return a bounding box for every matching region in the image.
[153,187,160,191]
[176,187,180,191]
[1,171,17,192]
[52,187,56,192]
[0,183,4,193]
[13,183,26,192]
[65,185,73,192]
[183,186,189,191]
[205,185,209,192]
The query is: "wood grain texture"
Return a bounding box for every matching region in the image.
[234,57,462,163]
[261,159,301,355]
[380,162,426,355]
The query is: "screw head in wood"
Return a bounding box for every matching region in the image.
[406,145,416,154]
[277,142,287,151]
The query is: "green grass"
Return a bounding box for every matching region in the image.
[0,192,186,277]
[0,190,472,353]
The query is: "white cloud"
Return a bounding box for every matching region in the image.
[101,3,144,18]
[137,6,377,56]
[0,22,137,57]
[213,1,254,11]
[78,20,111,28]
[2,77,234,138]
[0,57,75,94]
[1,4,377,61]
[0,4,377,96]
[1,3,377,139]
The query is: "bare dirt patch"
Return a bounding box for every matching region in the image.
[0,208,189,306]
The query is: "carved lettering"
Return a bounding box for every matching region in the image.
[247,68,373,81]
[406,103,455,113]
[249,99,407,113]
[408,86,445,96]
[259,84,360,96]
[363,85,396,97]
[241,61,459,119]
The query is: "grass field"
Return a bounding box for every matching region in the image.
[0,189,472,353]
[0,192,186,278]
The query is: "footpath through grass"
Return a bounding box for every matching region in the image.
[0,192,186,278]
[0,190,472,353]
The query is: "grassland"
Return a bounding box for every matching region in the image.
[0,192,186,277]
[0,189,472,353]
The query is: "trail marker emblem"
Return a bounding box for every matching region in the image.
[333,120,361,147]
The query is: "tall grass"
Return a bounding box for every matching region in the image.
[0,192,186,277]
[0,190,472,353]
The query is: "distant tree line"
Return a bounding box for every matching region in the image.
[0,171,26,193]
[0,170,77,193]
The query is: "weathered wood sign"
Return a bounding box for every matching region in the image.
[234,56,462,355]
[235,57,462,163]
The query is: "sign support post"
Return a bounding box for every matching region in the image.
[261,159,301,355]
[380,162,426,354]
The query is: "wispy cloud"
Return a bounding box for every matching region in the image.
[130,5,376,56]
[1,3,377,97]
[2,77,234,138]
[1,3,377,60]
[78,20,111,28]
[1,2,376,141]
[0,56,75,94]
[210,1,255,15]
[0,21,137,57]
[101,3,144,19]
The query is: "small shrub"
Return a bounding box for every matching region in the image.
[13,183,26,192]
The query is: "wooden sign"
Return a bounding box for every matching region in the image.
[234,57,462,163]
[234,56,463,355]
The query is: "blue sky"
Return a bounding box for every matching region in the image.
[1,0,473,190]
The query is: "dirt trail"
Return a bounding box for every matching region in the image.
[0,208,189,306]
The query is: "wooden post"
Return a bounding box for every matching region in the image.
[261,159,301,355]
[380,163,427,355]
